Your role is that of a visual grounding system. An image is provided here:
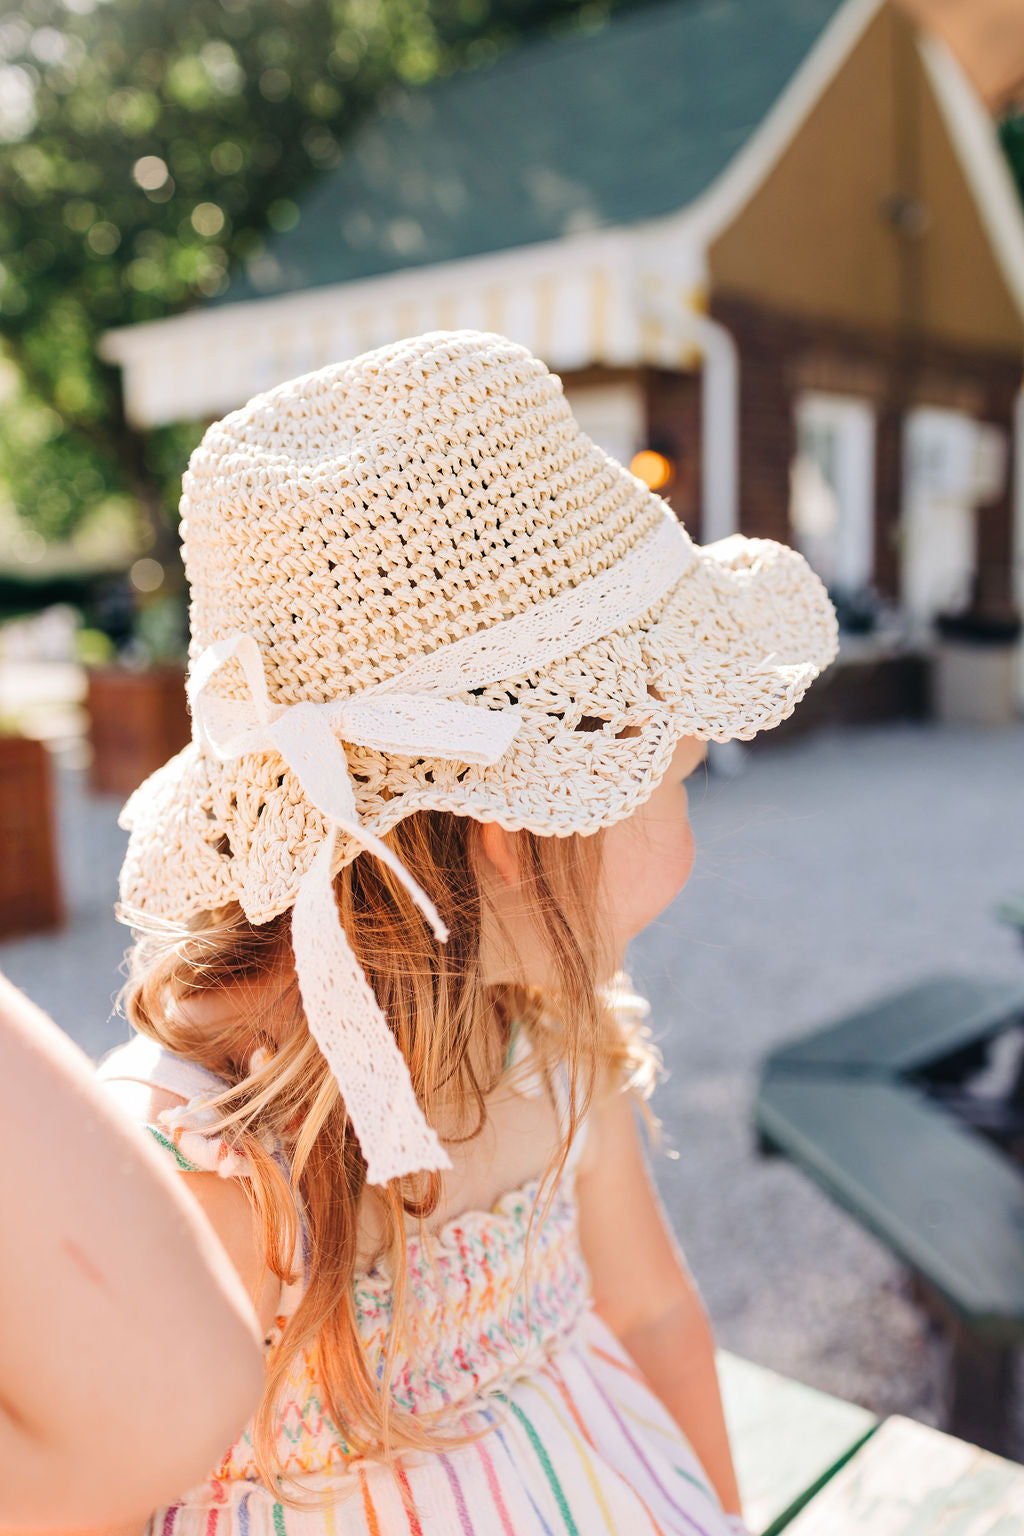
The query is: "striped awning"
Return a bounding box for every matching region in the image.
[100,223,708,428]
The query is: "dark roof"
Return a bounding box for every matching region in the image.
[225,0,850,303]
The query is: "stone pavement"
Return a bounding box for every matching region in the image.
[4,715,1024,1449]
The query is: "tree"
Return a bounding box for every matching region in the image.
[1000,111,1024,219]
[0,0,625,605]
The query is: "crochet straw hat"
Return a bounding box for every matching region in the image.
[117,329,837,1183]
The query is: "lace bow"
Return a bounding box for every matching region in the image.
[187,634,522,1184]
[187,513,693,1184]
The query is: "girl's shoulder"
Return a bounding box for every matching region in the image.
[96,1035,252,1178]
[97,1035,289,1344]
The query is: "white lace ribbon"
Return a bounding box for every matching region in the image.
[186,512,692,1184]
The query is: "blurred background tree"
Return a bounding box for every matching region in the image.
[1000,111,1024,225]
[0,0,633,615]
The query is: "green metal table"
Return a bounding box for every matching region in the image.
[720,1350,1024,1534]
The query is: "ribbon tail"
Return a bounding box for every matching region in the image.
[291,828,452,1186]
[347,821,449,944]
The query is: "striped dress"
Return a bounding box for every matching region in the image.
[97,1036,747,1536]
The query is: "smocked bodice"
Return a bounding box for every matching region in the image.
[97,1034,591,1481]
[215,1170,590,1484]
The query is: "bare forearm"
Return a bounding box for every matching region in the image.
[612,1294,742,1519]
[577,1089,746,1527]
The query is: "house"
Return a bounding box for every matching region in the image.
[101,0,1024,714]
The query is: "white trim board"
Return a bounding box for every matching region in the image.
[918,32,1024,329]
[100,221,707,427]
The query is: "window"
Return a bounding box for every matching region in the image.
[901,407,1006,633]
[562,383,644,469]
[790,393,876,596]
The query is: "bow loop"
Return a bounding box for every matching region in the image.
[333,692,521,766]
[188,633,279,759]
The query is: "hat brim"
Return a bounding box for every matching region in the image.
[117,526,837,928]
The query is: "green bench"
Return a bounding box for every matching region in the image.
[754,974,1024,1455]
[998,894,1024,950]
[720,1349,1024,1533]
[718,1351,875,1533]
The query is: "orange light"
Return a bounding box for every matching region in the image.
[629,450,674,490]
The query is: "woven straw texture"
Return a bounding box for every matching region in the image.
[118,330,838,930]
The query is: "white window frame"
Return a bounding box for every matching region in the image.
[562,382,645,470]
[791,392,876,594]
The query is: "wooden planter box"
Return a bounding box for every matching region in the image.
[0,734,63,937]
[85,664,191,797]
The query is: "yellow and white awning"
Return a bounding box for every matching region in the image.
[100,223,708,429]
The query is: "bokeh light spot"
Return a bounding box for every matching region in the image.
[191,201,225,236]
[133,154,170,192]
[130,557,165,593]
[86,220,121,255]
[630,450,674,490]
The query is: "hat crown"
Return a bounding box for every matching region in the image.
[181,330,667,708]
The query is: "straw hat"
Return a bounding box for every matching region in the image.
[117,330,837,1183]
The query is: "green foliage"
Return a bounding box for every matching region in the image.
[0,353,115,544]
[1000,112,1024,213]
[0,0,625,598]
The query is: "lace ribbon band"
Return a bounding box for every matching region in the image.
[187,512,693,1184]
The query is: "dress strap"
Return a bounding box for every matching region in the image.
[96,1033,230,1102]
[549,1059,572,1135]
[550,1060,591,1175]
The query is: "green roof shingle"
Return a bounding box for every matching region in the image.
[224,0,850,302]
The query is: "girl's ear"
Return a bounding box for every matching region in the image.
[477,822,521,888]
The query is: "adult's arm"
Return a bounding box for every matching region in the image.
[0,972,265,1530]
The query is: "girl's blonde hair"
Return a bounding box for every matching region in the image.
[116,810,657,1502]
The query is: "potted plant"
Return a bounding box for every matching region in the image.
[83,582,191,797]
[0,722,64,937]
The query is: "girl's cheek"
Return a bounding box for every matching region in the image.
[603,815,696,942]
[644,818,696,926]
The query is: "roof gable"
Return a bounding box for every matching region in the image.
[707,4,1024,349]
[228,0,850,302]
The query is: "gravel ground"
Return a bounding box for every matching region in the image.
[4,711,1024,1451]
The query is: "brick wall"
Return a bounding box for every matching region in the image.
[710,294,1022,611]
[557,364,704,537]
[642,368,703,540]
